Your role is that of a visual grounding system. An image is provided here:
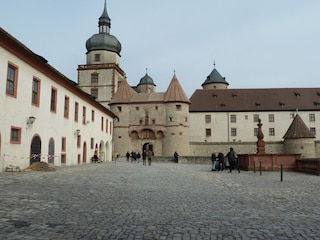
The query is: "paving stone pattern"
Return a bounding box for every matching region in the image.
[0,162,320,240]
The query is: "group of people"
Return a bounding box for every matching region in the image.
[211,147,240,173]
[125,150,153,166]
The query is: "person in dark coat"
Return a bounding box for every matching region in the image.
[174,151,179,163]
[226,147,240,173]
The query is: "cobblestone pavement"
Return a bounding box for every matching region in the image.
[0,161,320,240]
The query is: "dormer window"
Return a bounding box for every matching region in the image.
[255,102,261,107]
[294,92,300,97]
[279,101,285,107]
[232,93,237,98]
[212,94,217,98]
[220,103,226,107]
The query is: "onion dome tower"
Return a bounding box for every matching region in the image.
[78,0,125,109]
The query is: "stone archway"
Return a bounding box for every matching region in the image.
[30,136,41,165]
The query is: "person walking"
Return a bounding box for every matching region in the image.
[147,149,153,166]
[226,147,240,173]
[142,150,147,166]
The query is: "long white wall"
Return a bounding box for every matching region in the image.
[0,45,114,171]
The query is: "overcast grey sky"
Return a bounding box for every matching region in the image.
[1,0,320,97]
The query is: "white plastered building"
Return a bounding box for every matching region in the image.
[0,27,116,172]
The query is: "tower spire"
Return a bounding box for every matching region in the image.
[99,0,111,34]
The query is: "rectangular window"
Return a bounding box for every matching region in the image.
[6,63,18,97]
[310,127,316,136]
[110,122,112,135]
[118,106,122,112]
[91,138,94,149]
[32,78,40,106]
[50,87,57,112]
[176,105,182,111]
[101,116,104,131]
[91,110,95,122]
[74,102,79,122]
[106,119,109,133]
[231,128,237,136]
[61,137,66,152]
[94,54,100,62]
[269,128,275,136]
[77,135,81,148]
[82,106,86,124]
[205,115,211,123]
[91,88,98,99]
[205,128,211,137]
[152,119,156,125]
[10,127,21,144]
[309,113,315,122]
[254,128,258,136]
[64,96,69,119]
[136,107,139,110]
[268,114,274,122]
[91,73,99,83]
[253,114,259,122]
[230,114,236,123]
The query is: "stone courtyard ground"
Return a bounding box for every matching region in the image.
[0,161,319,239]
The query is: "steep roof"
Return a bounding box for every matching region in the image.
[283,114,315,139]
[109,79,137,104]
[164,75,190,103]
[202,68,229,86]
[190,88,320,112]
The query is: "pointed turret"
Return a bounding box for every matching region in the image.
[164,74,190,103]
[283,114,315,158]
[109,79,137,104]
[283,114,315,139]
[202,64,229,89]
[99,0,111,34]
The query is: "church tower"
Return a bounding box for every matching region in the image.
[78,0,125,108]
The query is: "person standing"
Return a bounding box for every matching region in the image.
[126,151,130,162]
[226,147,240,173]
[174,151,179,163]
[142,150,147,166]
[114,151,120,164]
[147,149,153,166]
[137,152,141,164]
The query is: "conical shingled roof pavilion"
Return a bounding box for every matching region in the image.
[283,114,315,139]
[109,79,136,104]
[164,75,190,103]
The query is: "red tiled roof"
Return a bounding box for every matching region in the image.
[189,88,320,112]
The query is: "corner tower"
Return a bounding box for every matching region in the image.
[78,0,125,108]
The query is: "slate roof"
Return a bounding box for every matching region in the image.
[189,88,320,112]
[202,68,229,86]
[283,114,315,139]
